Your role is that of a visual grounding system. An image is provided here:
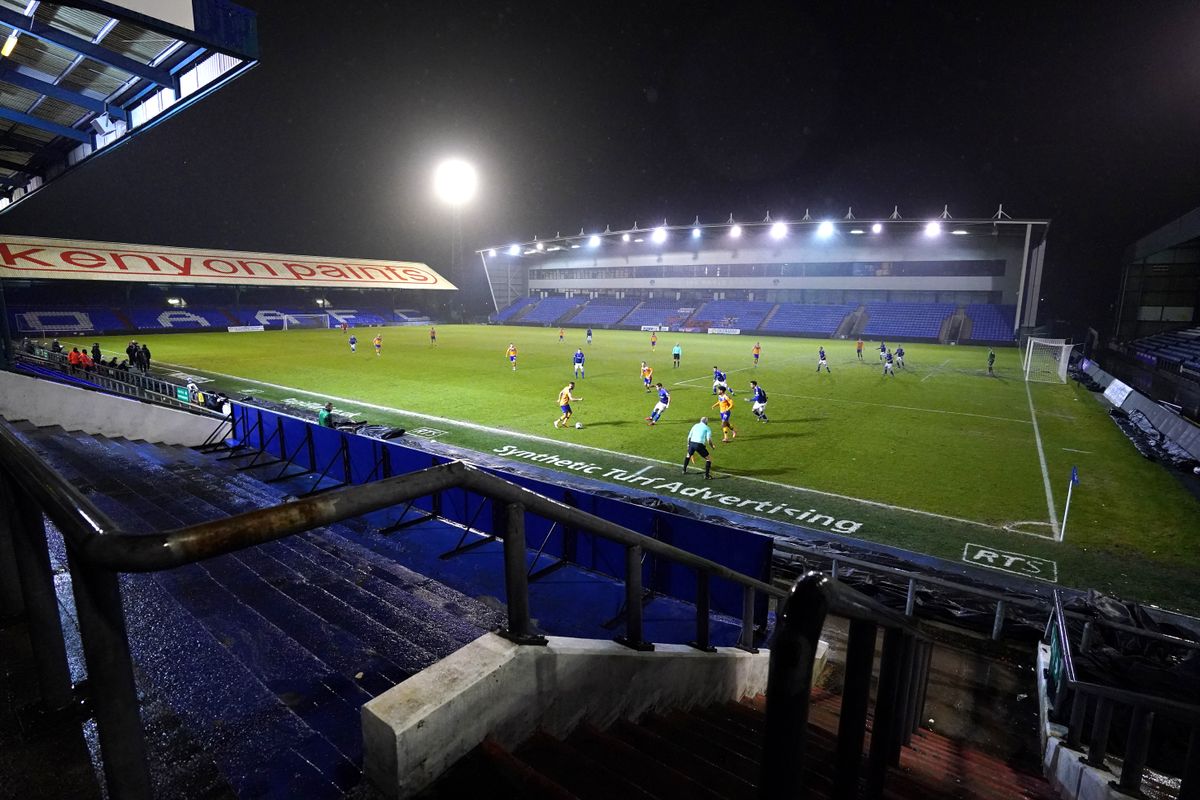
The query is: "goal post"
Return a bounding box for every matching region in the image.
[1024,337,1075,383]
[281,313,332,331]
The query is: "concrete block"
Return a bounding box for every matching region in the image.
[363,632,785,799]
[0,371,219,445]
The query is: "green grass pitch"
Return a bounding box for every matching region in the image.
[79,324,1200,612]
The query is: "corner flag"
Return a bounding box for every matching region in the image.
[1061,466,1080,542]
[1071,465,1080,485]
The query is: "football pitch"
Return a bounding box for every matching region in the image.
[82,325,1200,613]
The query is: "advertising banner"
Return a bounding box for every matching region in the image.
[0,236,456,290]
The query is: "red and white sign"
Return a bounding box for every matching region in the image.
[0,236,456,291]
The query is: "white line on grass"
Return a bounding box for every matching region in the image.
[159,358,1022,536]
[669,383,1032,425]
[920,359,952,382]
[1024,380,1060,538]
[1062,447,1092,454]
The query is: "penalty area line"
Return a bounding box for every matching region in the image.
[159,358,1014,536]
[1025,380,1060,538]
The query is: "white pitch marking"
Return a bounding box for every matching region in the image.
[670,383,1032,425]
[157,358,1013,534]
[920,359,952,383]
[1025,381,1060,537]
[1061,447,1092,454]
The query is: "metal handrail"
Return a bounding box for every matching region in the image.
[0,421,783,595]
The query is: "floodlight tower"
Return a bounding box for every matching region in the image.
[432,158,478,311]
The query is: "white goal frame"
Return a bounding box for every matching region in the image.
[1023,337,1075,383]
[281,313,332,331]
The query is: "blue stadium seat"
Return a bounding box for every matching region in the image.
[519,297,586,324]
[762,303,857,335]
[690,300,774,331]
[964,304,1016,343]
[862,303,956,339]
[490,296,537,322]
[570,300,638,326]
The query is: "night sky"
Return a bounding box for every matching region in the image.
[1,1,1199,331]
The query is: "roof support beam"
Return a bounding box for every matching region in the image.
[0,67,126,121]
[0,106,91,143]
[0,129,51,153]
[0,155,42,175]
[0,7,173,87]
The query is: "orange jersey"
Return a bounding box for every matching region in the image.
[506,346,517,358]
[558,386,576,405]
[752,344,761,355]
[373,336,382,347]
[641,365,653,380]
[714,394,734,413]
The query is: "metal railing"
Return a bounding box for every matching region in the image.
[0,419,787,799]
[762,572,932,800]
[1047,591,1200,798]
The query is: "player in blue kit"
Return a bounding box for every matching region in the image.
[817,346,831,373]
[348,334,357,353]
[712,366,732,395]
[895,346,906,369]
[573,348,585,378]
[750,380,769,422]
[883,349,896,376]
[646,383,670,425]
[879,341,887,362]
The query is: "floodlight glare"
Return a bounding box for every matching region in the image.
[816,220,834,239]
[769,222,787,240]
[536,241,545,251]
[1,30,17,58]
[849,229,865,235]
[924,221,941,238]
[871,222,883,234]
[651,226,668,244]
[729,224,742,238]
[951,229,968,236]
[432,158,478,206]
[507,244,520,256]
[622,233,631,242]
[488,249,497,257]
[588,234,601,247]
[691,227,701,239]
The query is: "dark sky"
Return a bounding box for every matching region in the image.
[2,1,1199,330]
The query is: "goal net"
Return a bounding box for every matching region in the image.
[281,313,332,331]
[1023,337,1075,383]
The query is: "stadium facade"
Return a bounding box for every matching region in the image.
[479,210,1049,341]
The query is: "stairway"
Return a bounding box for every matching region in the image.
[421,688,1057,800]
[5,421,504,798]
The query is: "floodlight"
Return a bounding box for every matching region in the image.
[588,234,601,247]
[951,229,968,236]
[622,233,631,242]
[769,222,787,240]
[507,244,520,256]
[432,158,478,207]
[924,221,941,238]
[871,222,882,234]
[691,227,701,239]
[816,220,834,239]
[849,229,865,235]
[651,226,668,244]
[487,249,497,257]
[729,224,742,238]
[1,30,17,58]
[536,241,545,251]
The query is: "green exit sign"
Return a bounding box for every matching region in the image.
[176,386,190,402]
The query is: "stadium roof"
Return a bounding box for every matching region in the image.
[0,0,257,212]
[1127,205,1200,261]
[478,206,1050,257]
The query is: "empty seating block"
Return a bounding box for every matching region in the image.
[490,297,536,323]
[11,306,127,334]
[691,300,774,331]
[964,305,1016,342]
[862,303,956,339]
[128,308,231,330]
[520,297,585,324]
[570,300,638,326]
[622,299,685,329]
[1131,327,1200,369]
[763,303,857,335]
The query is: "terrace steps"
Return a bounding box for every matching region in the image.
[420,688,1057,799]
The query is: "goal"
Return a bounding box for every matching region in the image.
[1023,337,1075,383]
[281,313,332,331]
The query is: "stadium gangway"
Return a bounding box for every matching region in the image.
[764,572,932,800]
[0,417,943,800]
[1046,591,1200,798]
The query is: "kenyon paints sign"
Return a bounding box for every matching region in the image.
[0,236,455,290]
[493,444,864,535]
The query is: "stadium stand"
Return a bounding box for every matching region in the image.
[689,300,775,331]
[964,304,1017,342]
[519,296,586,324]
[621,298,689,329]
[392,309,433,325]
[489,296,536,323]
[762,303,858,336]
[11,306,130,335]
[1131,326,1200,372]
[569,299,639,326]
[127,308,234,330]
[862,302,956,339]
